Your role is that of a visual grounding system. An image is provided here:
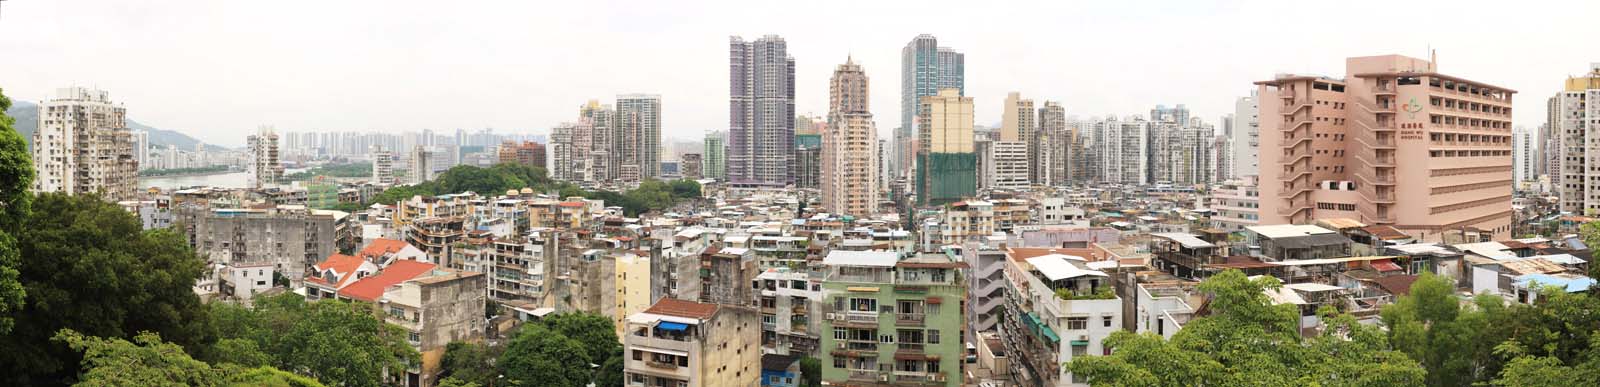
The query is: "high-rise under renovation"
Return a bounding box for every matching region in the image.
[915,88,976,206]
[729,35,795,188]
[1256,54,1515,241]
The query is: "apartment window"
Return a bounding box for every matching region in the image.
[833,357,846,368]
[1103,316,1113,327]
[928,329,940,344]
[1067,317,1089,330]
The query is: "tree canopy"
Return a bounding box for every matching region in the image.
[0,87,33,335]
[55,329,327,387]
[440,341,500,387]
[0,193,216,385]
[207,293,417,387]
[495,312,623,387]
[367,163,702,216]
[1067,270,1426,387]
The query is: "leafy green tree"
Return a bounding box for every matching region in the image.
[541,312,622,366]
[441,341,499,387]
[0,87,33,335]
[55,329,219,387]
[55,329,328,387]
[210,338,272,368]
[264,298,416,387]
[1069,270,1424,387]
[499,324,593,387]
[436,377,482,387]
[668,179,702,198]
[0,193,216,385]
[799,357,822,387]
[218,365,328,387]
[1381,272,1514,386]
[595,354,623,387]
[493,312,621,387]
[208,293,415,387]
[1582,221,1600,279]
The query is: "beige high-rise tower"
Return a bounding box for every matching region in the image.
[1001,92,1037,183]
[822,57,879,217]
[31,87,138,201]
[1256,55,1515,242]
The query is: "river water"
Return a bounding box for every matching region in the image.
[139,168,311,190]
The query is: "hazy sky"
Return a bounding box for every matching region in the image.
[1,0,1595,147]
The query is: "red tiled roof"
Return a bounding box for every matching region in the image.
[358,238,411,259]
[338,260,437,302]
[308,254,367,289]
[1498,240,1530,249]
[1371,260,1404,272]
[1372,275,1420,296]
[1362,225,1411,240]
[645,298,719,320]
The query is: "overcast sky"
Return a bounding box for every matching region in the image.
[2,0,1595,147]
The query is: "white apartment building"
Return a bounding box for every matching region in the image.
[31,87,139,201]
[1089,117,1150,185]
[1554,64,1600,213]
[410,145,433,185]
[753,267,822,356]
[1513,126,1534,184]
[1229,93,1260,179]
[247,127,283,189]
[372,148,395,185]
[978,140,1030,191]
[998,253,1121,386]
[1209,176,1261,232]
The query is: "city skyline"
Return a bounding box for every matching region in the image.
[2,0,1596,148]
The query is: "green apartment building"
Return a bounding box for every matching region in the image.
[818,250,967,386]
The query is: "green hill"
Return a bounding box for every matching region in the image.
[4,99,226,151]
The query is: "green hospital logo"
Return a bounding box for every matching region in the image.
[1400,97,1423,118]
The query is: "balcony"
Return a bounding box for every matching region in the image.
[848,370,882,381]
[895,313,926,327]
[645,360,679,370]
[628,335,695,354]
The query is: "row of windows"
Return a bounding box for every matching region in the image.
[1431,166,1512,177]
[1430,96,1510,116]
[1430,195,1513,215]
[1316,202,1358,211]
[1431,180,1512,195]
[1430,114,1511,130]
[1429,150,1512,158]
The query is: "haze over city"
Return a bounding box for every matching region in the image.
[2,0,1594,146]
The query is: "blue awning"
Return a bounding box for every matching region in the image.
[657,322,688,331]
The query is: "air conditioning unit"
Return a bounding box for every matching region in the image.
[838,342,848,349]
[879,375,890,382]
[1078,335,1089,341]
[825,313,837,320]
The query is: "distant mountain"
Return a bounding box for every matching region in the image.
[4,100,226,151]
